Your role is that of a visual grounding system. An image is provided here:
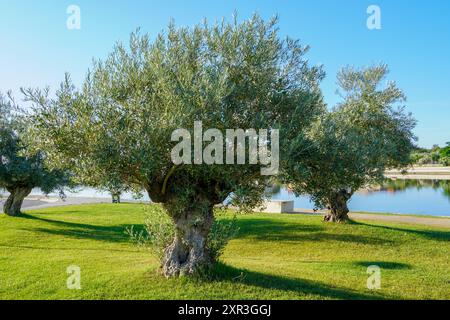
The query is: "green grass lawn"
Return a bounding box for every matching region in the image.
[0,203,449,300]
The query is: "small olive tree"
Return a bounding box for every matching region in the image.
[25,15,325,276]
[284,64,416,222]
[0,94,71,216]
[96,172,133,203]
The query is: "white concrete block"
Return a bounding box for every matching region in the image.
[257,200,294,213]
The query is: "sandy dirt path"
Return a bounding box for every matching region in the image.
[348,212,450,229]
[293,209,450,229]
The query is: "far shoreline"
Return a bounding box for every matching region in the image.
[385,166,450,180]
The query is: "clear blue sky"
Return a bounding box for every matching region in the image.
[1,0,449,148]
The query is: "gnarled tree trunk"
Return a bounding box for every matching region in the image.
[324,189,352,223]
[3,186,32,216]
[162,205,214,277]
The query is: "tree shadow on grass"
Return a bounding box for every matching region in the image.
[236,218,324,235]
[353,261,412,270]
[207,262,390,300]
[17,213,144,243]
[349,220,450,242]
[0,243,139,253]
[235,218,395,245]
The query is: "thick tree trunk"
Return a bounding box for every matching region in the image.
[324,189,352,223]
[3,187,32,216]
[162,206,214,277]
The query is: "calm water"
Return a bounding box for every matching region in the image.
[270,179,450,217]
[16,179,450,217]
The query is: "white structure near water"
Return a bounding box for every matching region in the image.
[257,200,294,214]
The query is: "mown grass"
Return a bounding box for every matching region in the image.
[0,203,449,300]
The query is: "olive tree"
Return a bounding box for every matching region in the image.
[0,93,71,216]
[284,64,416,222]
[96,172,133,203]
[25,15,325,276]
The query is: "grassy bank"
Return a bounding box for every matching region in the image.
[0,204,449,299]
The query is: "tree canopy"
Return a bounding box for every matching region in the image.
[0,93,71,216]
[283,64,416,222]
[25,15,325,276]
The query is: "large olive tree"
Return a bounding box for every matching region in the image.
[284,64,416,222]
[25,16,325,276]
[0,93,71,216]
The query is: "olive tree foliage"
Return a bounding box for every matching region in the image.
[284,64,416,222]
[25,15,325,276]
[0,93,71,216]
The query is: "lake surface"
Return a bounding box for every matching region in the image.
[270,179,450,217]
[6,179,448,217]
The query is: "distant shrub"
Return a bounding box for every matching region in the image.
[431,151,441,163]
[126,205,174,259]
[208,210,240,262]
[410,152,424,164]
[417,154,433,165]
[440,146,450,158]
[440,156,450,166]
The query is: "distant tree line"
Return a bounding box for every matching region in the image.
[410,143,450,166]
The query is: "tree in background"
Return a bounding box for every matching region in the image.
[0,93,71,216]
[284,64,416,222]
[439,143,450,166]
[25,15,325,276]
[97,173,131,203]
[409,142,450,166]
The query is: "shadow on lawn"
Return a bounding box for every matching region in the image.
[21,214,400,246]
[353,261,412,270]
[14,214,407,299]
[235,218,395,245]
[0,243,139,253]
[18,213,142,243]
[209,262,389,300]
[349,220,450,242]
